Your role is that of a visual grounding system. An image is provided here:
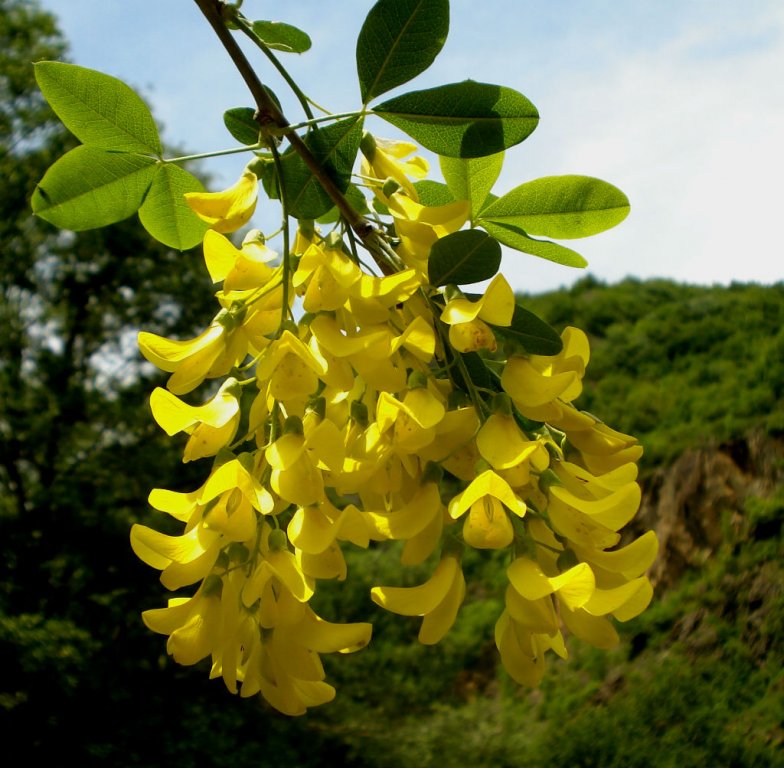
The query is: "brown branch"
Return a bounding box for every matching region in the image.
[192,0,386,254]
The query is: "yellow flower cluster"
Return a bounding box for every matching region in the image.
[133,136,657,714]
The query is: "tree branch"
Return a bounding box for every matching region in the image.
[192,0,395,268]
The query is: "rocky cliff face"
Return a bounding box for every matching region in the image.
[636,431,783,589]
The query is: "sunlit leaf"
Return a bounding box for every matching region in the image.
[440,152,503,218]
[138,164,210,250]
[479,220,588,268]
[223,88,282,146]
[373,81,539,157]
[223,107,261,146]
[414,180,454,206]
[32,145,157,230]
[316,184,370,224]
[34,61,161,154]
[357,0,449,103]
[428,229,501,287]
[280,116,364,219]
[479,175,630,239]
[251,20,312,53]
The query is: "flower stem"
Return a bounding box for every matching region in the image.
[165,144,261,164]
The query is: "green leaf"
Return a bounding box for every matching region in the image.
[32,146,157,230]
[490,303,563,355]
[138,164,210,250]
[478,175,630,239]
[316,184,370,224]
[453,351,494,392]
[251,20,312,53]
[373,81,539,158]
[223,88,282,146]
[414,179,454,207]
[428,229,501,287]
[479,219,587,268]
[224,108,260,146]
[252,154,280,201]
[34,61,161,155]
[440,152,503,218]
[356,0,449,104]
[280,116,364,220]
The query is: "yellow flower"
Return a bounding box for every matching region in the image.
[360,134,429,200]
[547,482,642,547]
[200,455,274,516]
[143,583,223,666]
[501,326,590,414]
[346,268,423,325]
[203,229,277,291]
[417,406,481,481]
[241,604,371,715]
[130,521,222,590]
[572,530,659,582]
[495,608,566,687]
[255,330,328,402]
[559,604,620,649]
[448,317,498,353]
[138,317,247,396]
[149,378,241,462]
[376,386,446,453]
[440,274,515,327]
[184,169,258,233]
[507,557,596,612]
[504,585,559,635]
[371,555,465,644]
[365,482,444,542]
[266,430,324,507]
[448,470,526,549]
[476,411,545,471]
[386,195,470,270]
[309,313,428,389]
[293,242,361,313]
[288,500,370,554]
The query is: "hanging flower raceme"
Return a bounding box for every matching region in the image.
[130,79,654,713]
[27,0,657,721]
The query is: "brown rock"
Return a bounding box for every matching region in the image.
[635,431,784,589]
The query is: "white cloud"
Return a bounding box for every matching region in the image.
[495,1,784,291]
[38,0,784,293]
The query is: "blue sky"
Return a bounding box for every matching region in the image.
[39,0,784,293]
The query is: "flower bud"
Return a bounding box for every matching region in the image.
[538,468,563,495]
[227,542,249,562]
[407,370,428,389]
[382,177,402,197]
[350,400,369,428]
[268,528,288,551]
[282,415,304,436]
[202,574,223,597]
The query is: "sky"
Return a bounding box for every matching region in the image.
[38,0,784,294]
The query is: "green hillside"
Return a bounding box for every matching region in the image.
[525,276,784,467]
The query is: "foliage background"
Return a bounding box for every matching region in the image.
[1,1,781,764]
